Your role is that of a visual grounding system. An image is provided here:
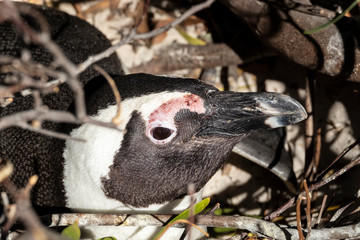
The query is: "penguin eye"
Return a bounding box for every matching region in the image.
[147,122,177,144]
[151,127,174,140]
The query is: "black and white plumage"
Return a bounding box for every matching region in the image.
[0,2,307,239]
[62,74,307,212]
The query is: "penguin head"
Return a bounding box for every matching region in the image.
[63,73,307,210]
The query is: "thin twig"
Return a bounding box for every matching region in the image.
[135,0,150,30]
[186,183,196,239]
[0,55,67,96]
[0,191,16,234]
[265,156,360,221]
[303,180,312,238]
[296,197,305,240]
[155,219,209,240]
[313,128,322,175]
[0,109,79,130]
[315,195,328,227]
[204,203,220,215]
[315,137,360,181]
[21,123,85,141]
[304,71,315,180]
[0,105,119,139]
[0,158,14,183]
[93,65,122,126]
[0,175,60,240]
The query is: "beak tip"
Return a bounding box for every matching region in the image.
[263,99,308,129]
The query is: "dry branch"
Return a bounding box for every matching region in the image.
[129,43,244,74]
[40,213,360,240]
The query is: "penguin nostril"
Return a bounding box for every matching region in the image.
[151,127,174,140]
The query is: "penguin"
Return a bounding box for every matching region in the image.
[0,2,307,239]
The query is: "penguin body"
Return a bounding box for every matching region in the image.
[0,3,307,239]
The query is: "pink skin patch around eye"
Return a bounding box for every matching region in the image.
[146,94,206,144]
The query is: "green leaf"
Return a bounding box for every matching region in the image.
[213,227,237,234]
[304,0,360,35]
[61,220,81,240]
[97,237,117,240]
[152,197,210,240]
[175,27,206,46]
[214,207,235,215]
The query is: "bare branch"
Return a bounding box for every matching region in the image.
[0,109,80,130]
[0,55,67,97]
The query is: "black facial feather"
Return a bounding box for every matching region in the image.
[102,110,241,207]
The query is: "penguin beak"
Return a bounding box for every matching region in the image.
[198,91,307,136]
